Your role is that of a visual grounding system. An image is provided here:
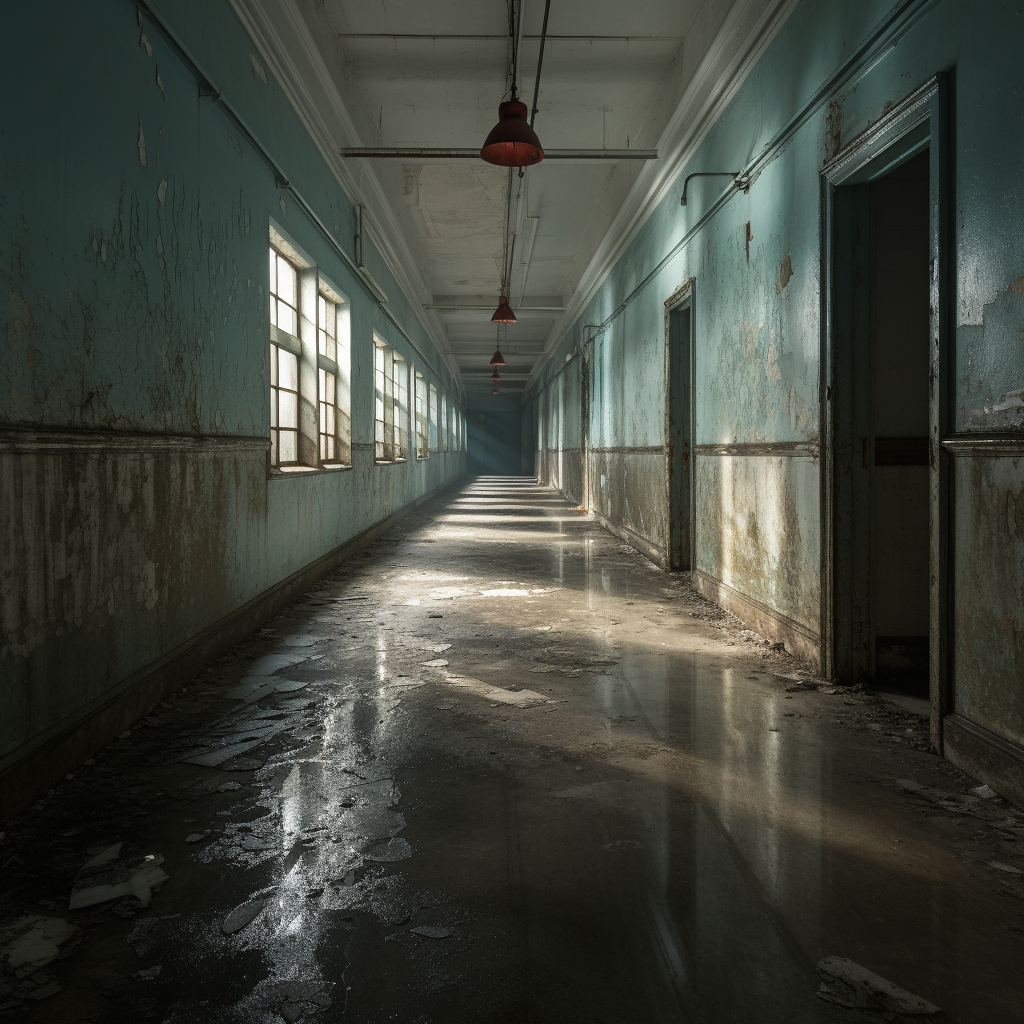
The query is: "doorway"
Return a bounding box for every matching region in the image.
[822,78,949,723]
[666,287,694,571]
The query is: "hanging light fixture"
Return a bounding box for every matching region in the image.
[490,345,506,367]
[491,368,501,383]
[492,390,500,395]
[490,296,517,323]
[480,88,544,168]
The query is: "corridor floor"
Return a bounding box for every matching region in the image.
[2,478,1022,1023]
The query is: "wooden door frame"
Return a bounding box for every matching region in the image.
[664,280,696,571]
[819,75,951,751]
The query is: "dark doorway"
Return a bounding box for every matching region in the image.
[667,293,693,571]
[830,149,931,697]
[871,152,931,693]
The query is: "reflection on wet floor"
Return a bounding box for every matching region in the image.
[2,477,1023,1022]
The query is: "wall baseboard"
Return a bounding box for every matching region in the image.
[943,713,1024,811]
[0,474,464,823]
[692,568,821,667]
[590,509,667,568]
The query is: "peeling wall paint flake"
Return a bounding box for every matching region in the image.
[137,121,147,168]
[775,253,793,295]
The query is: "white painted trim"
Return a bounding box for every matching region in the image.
[527,0,799,387]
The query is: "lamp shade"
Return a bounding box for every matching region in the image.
[490,347,506,366]
[480,95,544,167]
[491,297,516,324]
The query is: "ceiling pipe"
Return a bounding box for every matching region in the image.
[680,171,750,206]
[340,147,657,160]
[530,0,553,127]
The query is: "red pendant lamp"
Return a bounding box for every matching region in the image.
[490,345,506,367]
[481,88,544,168]
[491,296,517,323]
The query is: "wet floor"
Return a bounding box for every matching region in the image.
[2,477,1023,1022]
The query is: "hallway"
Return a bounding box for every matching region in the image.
[1,479,1020,1023]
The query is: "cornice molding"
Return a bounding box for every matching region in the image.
[528,0,799,387]
[226,0,461,386]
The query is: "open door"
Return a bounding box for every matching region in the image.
[822,78,950,747]
[666,285,694,571]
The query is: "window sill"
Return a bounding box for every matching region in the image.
[374,458,408,466]
[270,463,352,478]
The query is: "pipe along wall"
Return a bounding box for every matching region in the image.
[0,0,465,819]
[524,0,1024,806]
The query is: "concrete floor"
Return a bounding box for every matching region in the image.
[2,477,1023,1023]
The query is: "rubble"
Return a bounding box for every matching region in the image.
[69,846,168,910]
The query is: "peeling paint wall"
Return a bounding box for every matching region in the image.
[0,0,463,795]
[525,0,1024,765]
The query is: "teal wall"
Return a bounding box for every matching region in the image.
[526,0,1024,748]
[0,0,464,788]
[466,392,524,476]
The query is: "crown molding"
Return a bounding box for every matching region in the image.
[226,0,463,388]
[527,0,799,388]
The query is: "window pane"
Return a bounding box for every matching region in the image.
[270,394,277,428]
[279,430,297,463]
[270,344,278,385]
[271,430,278,466]
[277,256,296,305]
[326,405,335,434]
[279,389,297,429]
[280,350,298,391]
[278,304,297,337]
[269,248,276,294]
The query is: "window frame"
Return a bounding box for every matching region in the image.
[269,245,304,470]
[374,336,409,465]
[415,371,429,459]
[316,282,352,469]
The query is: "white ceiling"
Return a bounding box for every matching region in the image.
[241,0,790,394]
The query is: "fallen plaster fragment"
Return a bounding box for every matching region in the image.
[816,957,939,1014]
[3,916,77,970]
[222,898,268,935]
[898,779,925,793]
[185,834,206,843]
[126,917,159,957]
[428,612,443,618]
[432,643,452,653]
[447,674,549,708]
[362,837,412,862]
[420,658,449,668]
[973,784,998,799]
[410,925,452,939]
[218,782,242,792]
[248,652,312,676]
[69,847,168,910]
[279,635,321,648]
[182,738,265,767]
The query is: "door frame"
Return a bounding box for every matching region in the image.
[819,75,952,751]
[664,280,696,571]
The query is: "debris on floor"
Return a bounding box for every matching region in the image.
[2,917,77,971]
[69,846,168,910]
[816,957,939,1014]
[221,897,268,935]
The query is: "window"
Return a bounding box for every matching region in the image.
[317,289,351,466]
[269,247,301,467]
[374,337,408,463]
[441,394,449,452]
[429,383,438,452]
[415,372,429,458]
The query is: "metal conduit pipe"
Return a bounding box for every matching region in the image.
[129,0,465,407]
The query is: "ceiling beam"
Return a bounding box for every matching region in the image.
[337,34,685,42]
[340,148,657,161]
